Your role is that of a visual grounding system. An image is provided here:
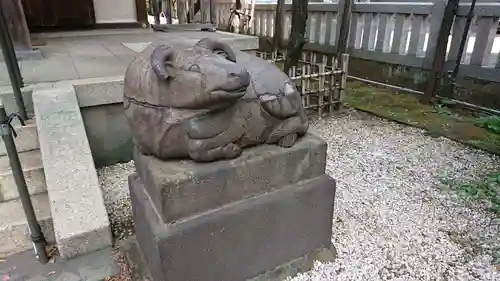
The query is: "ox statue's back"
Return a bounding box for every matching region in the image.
[123,38,309,162]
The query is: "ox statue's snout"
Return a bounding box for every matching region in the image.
[221,70,250,93]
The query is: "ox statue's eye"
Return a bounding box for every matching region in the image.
[188,64,201,73]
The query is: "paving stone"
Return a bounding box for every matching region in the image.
[0,247,118,281]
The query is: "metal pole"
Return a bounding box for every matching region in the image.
[0,6,28,121]
[0,105,47,264]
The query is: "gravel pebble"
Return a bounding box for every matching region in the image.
[98,161,135,240]
[98,109,500,280]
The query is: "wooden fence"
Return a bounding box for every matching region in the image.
[215,1,500,84]
[249,50,349,116]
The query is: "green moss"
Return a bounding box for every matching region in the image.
[344,81,500,156]
[451,172,500,214]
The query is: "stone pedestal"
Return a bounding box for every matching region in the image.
[129,134,336,281]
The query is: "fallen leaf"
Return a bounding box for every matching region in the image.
[0,259,4,263]
[46,271,56,276]
[496,264,500,271]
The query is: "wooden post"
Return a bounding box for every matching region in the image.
[335,0,353,56]
[210,0,216,24]
[283,0,309,74]
[338,53,349,109]
[178,0,187,23]
[0,0,32,52]
[166,0,173,24]
[421,0,459,104]
[273,0,286,51]
[247,0,256,32]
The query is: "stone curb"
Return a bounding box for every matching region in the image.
[33,85,112,260]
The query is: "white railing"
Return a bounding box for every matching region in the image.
[216,1,500,83]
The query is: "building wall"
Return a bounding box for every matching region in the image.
[93,0,137,23]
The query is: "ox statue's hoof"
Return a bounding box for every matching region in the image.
[278,133,298,148]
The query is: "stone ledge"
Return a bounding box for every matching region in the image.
[0,49,43,62]
[129,171,336,281]
[32,85,112,260]
[134,133,328,224]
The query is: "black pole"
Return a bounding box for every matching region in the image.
[448,0,476,95]
[0,6,28,121]
[0,105,47,264]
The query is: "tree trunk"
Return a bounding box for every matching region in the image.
[284,0,308,74]
[273,0,285,51]
[1,0,32,51]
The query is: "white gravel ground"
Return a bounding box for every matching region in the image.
[98,109,500,281]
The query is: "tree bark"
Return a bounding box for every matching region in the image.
[273,0,285,51]
[0,0,32,51]
[284,0,308,74]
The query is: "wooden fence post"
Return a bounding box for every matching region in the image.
[178,0,187,23]
[335,0,353,56]
[421,0,459,104]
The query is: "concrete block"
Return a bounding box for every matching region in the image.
[134,133,328,224]
[129,172,336,281]
[121,236,336,281]
[21,57,80,83]
[0,49,43,61]
[0,120,39,157]
[0,149,46,202]
[81,104,133,168]
[219,36,260,51]
[0,192,55,257]
[33,85,112,260]
[72,56,128,79]
[73,77,124,107]
[0,88,35,123]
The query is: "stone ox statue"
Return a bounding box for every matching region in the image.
[123,38,309,162]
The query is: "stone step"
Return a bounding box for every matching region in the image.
[0,192,55,257]
[0,149,45,203]
[0,120,39,157]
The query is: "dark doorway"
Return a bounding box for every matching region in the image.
[22,0,96,31]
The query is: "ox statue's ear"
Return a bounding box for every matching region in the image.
[195,38,237,63]
[151,44,177,81]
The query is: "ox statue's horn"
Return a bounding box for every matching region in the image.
[151,44,176,81]
[195,38,237,63]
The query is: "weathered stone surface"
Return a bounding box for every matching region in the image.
[123,38,308,163]
[33,85,112,259]
[0,247,118,281]
[134,133,327,223]
[120,236,336,281]
[0,120,38,156]
[0,149,45,202]
[0,192,54,257]
[129,171,336,281]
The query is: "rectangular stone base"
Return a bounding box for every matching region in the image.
[129,172,335,281]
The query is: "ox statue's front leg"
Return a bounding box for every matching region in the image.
[186,108,245,162]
